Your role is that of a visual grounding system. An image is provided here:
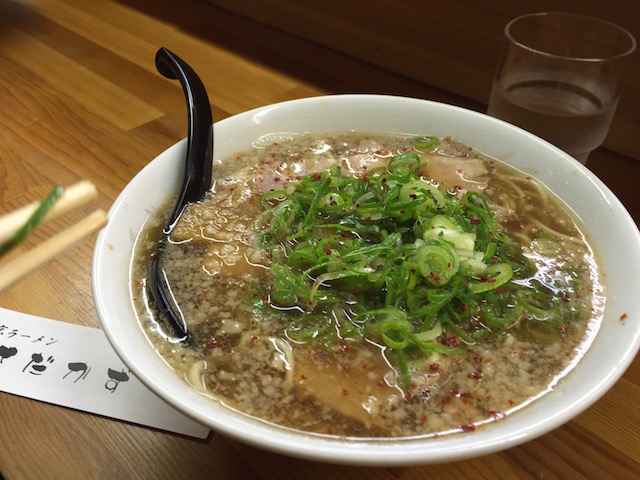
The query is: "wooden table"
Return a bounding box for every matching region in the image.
[1,1,639,478]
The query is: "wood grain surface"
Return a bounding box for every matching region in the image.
[0,1,639,479]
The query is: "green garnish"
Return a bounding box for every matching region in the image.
[253,137,572,390]
[0,186,64,256]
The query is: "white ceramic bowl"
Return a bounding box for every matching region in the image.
[93,94,640,466]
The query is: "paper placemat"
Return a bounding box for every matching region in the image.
[0,308,209,439]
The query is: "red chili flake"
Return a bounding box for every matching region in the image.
[451,387,463,397]
[207,337,219,348]
[460,303,469,312]
[620,313,628,323]
[460,424,476,432]
[406,390,413,399]
[300,374,307,381]
[378,379,386,387]
[489,409,505,420]
[559,325,567,334]
[469,215,479,224]
[442,395,451,404]
[473,355,483,363]
[343,364,350,372]
[364,216,372,222]
[400,209,406,214]
[339,343,349,352]
[508,399,515,406]
[472,372,483,380]
[429,362,440,372]
[496,286,503,294]
[342,389,349,396]
[312,173,321,181]
[443,336,458,347]
[561,293,570,302]
[409,193,417,199]
[250,335,259,343]
[421,415,427,424]
[362,176,369,183]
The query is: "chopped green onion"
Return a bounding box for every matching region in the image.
[251,137,563,392]
[412,322,442,342]
[515,288,558,321]
[411,135,440,152]
[468,263,513,294]
[423,215,476,251]
[394,348,412,390]
[416,239,460,285]
[387,152,421,173]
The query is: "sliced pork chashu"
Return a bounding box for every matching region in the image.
[292,343,458,433]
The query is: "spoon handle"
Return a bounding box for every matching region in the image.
[155,47,213,232]
[149,48,214,340]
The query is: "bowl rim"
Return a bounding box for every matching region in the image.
[93,93,640,466]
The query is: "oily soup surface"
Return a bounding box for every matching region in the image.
[132,132,604,439]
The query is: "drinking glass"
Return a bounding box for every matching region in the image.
[487,12,636,164]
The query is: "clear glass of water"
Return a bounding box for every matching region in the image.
[487,13,636,164]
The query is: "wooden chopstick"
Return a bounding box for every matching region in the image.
[0,182,108,293]
[0,180,99,244]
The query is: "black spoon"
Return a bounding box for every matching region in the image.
[148,48,213,341]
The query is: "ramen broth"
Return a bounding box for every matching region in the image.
[131,133,604,438]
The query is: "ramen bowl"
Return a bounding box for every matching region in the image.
[92,94,640,466]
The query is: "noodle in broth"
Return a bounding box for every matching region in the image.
[131,133,604,438]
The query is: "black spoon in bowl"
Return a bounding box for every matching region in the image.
[148,47,213,341]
